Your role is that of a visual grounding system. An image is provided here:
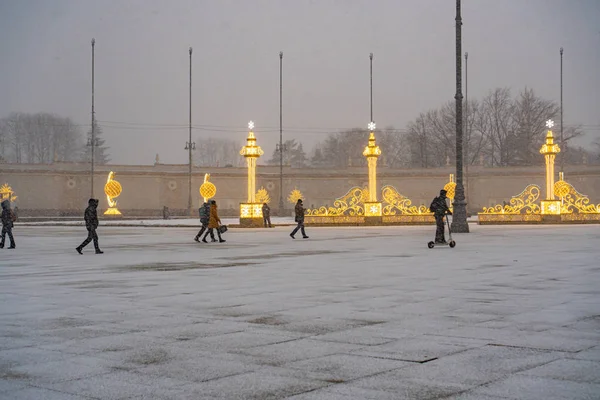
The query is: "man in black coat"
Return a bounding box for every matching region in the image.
[76,199,103,254]
[290,199,309,239]
[0,199,16,249]
[430,189,452,244]
[262,203,272,228]
[194,202,210,242]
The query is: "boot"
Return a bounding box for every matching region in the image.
[8,244,15,249]
[194,236,200,242]
[76,247,83,255]
[217,232,225,243]
[290,233,295,239]
[95,249,104,254]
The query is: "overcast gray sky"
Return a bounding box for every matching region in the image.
[1,0,599,165]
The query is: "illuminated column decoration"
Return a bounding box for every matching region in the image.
[539,119,561,215]
[363,122,382,218]
[104,171,122,215]
[239,121,264,226]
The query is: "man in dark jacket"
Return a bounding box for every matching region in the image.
[430,189,452,244]
[290,199,309,239]
[194,202,210,242]
[76,199,103,254]
[0,199,16,249]
[262,203,272,228]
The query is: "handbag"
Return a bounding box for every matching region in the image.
[218,225,228,234]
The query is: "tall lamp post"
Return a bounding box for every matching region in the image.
[559,47,564,172]
[452,0,469,233]
[277,51,286,216]
[87,38,98,199]
[369,52,373,122]
[185,47,195,216]
[464,51,469,203]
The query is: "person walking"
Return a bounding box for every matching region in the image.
[290,199,309,239]
[0,199,16,249]
[76,199,103,254]
[429,189,452,244]
[202,200,225,243]
[262,203,272,228]
[194,202,210,242]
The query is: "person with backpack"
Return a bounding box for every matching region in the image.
[290,199,309,239]
[194,202,210,242]
[0,199,16,249]
[429,189,452,244]
[202,200,225,243]
[76,199,103,254]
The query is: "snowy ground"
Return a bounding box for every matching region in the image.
[1,224,599,399]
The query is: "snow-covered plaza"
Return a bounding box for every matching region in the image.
[1,223,599,399]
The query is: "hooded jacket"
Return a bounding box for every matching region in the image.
[1,200,13,227]
[430,191,451,216]
[84,199,99,229]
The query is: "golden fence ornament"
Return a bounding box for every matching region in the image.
[381,185,432,216]
[305,187,366,217]
[554,180,600,214]
[480,184,541,215]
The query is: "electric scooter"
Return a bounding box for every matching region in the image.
[428,213,456,248]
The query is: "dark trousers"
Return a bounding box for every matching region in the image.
[202,228,222,241]
[435,215,446,243]
[291,220,306,237]
[79,228,100,250]
[263,215,272,227]
[195,224,208,238]
[0,225,15,247]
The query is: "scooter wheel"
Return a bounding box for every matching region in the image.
[449,240,456,248]
[427,241,435,249]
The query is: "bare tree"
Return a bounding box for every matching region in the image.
[479,88,515,166]
[194,137,244,167]
[0,112,84,164]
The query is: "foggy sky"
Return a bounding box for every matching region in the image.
[1,0,599,166]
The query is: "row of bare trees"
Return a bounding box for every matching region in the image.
[406,87,584,168]
[0,113,109,164]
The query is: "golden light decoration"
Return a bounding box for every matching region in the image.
[480,184,541,215]
[553,180,600,214]
[240,121,264,203]
[305,187,365,217]
[541,200,561,215]
[540,120,560,200]
[365,202,382,217]
[199,173,217,203]
[104,172,122,215]
[444,174,456,200]
[255,187,271,204]
[381,185,432,216]
[288,188,304,204]
[0,183,17,202]
[240,203,263,218]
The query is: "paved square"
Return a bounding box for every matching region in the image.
[1,224,599,399]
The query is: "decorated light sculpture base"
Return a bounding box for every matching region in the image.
[478,120,600,224]
[103,172,123,217]
[239,121,264,228]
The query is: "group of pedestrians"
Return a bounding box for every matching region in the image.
[1,189,451,255]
